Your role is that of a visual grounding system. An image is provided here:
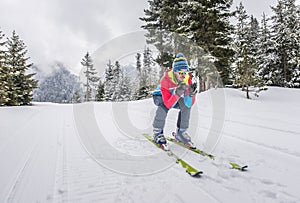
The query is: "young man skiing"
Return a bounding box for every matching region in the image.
[152,53,197,150]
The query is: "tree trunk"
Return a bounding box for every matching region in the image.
[246,85,250,99]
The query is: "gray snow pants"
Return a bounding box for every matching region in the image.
[153,97,191,130]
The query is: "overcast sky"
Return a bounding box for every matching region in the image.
[0,0,280,74]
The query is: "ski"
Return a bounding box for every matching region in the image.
[166,136,215,160]
[143,134,203,178]
[167,132,248,171]
[229,162,248,171]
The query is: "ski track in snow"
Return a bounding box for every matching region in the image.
[1,87,300,203]
[192,113,300,158]
[0,106,59,203]
[53,110,125,203]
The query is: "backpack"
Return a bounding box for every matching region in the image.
[152,85,163,106]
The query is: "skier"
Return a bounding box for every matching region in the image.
[152,53,197,149]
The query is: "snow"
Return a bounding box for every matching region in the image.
[1,87,300,203]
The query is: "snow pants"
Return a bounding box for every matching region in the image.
[153,97,191,130]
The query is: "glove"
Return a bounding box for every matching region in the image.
[175,83,186,97]
[188,83,197,97]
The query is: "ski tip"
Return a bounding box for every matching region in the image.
[230,162,248,171]
[208,154,215,160]
[240,165,248,171]
[189,171,203,178]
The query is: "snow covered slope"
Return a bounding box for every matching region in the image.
[0,87,299,203]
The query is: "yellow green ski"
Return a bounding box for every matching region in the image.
[166,137,215,160]
[167,134,248,171]
[143,134,203,177]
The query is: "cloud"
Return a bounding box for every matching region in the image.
[1,0,285,75]
[0,0,147,74]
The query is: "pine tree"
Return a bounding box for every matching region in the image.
[132,53,142,100]
[155,52,172,78]
[5,30,38,106]
[140,0,173,56]
[187,0,235,85]
[0,29,8,106]
[135,47,157,100]
[257,13,276,85]
[95,79,105,102]
[237,46,262,99]
[247,16,260,59]
[81,52,99,101]
[104,60,114,101]
[284,0,300,87]
[136,53,142,76]
[112,61,121,101]
[143,47,154,86]
[141,0,180,32]
[270,0,300,87]
[140,0,235,85]
[233,2,250,87]
[118,70,132,101]
[72,90,82,103]
[233,5,263,98]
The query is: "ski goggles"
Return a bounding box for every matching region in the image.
[176,70,189,75]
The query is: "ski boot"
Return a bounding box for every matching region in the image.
[153,128,169,151]
[173,128,196,149]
